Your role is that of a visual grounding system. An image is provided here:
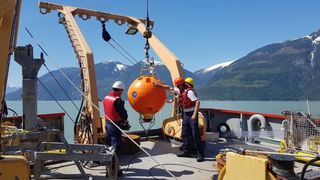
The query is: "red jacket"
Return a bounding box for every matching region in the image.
[103,91,122,122]
[180,87,197,109]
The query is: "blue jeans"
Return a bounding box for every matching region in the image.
[105,122,122,153]
[181,111,203,154]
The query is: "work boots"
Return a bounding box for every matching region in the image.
[196,152,204,162]
[177,151,191,157]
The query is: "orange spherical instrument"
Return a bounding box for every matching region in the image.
[127,75,167,121]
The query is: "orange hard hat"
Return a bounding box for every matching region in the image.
[174,77,184,87]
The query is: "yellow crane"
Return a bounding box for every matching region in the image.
[0,0,30,179]
[38,1,206,144]
[0,1,207,178]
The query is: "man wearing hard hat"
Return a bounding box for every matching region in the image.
[175,77,204,162]
[103,81,129,153]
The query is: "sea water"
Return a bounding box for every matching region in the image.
[6,101,320,142]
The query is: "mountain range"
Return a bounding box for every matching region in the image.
[6,28,320,100]
[6,85,19,94]
[199,30,320,100]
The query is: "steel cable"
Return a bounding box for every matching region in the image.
[110,38,140,64]
[106,40,137,65]
[38,78,75,123]
[24,25,177,179]
[42,63,81,112]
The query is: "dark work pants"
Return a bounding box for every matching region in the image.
[181,111,203,155]
[105,122,122,153]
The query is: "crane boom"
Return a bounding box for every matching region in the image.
[57,6,101,144]
[0,0,21,114]
[38,1,184,84]
[39,1,185,144]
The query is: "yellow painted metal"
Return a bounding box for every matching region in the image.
[278,139,288,153]
[278,140,320,165]
[218,166,226,180]
[295,151,320,166]
[38,2,153,27]
[162,112,206,141]
[218,152,276,180]
[47,149,66,154]
[39,1,187,142]
[0,155,30,180]
[130,16,184,117]
[129,17,184,81]
[38,3,104,144]
[0,0,21,112]
[39,1,184,117]
[218,167,276,180]
[0,3,29,178]
[61,6,101,144]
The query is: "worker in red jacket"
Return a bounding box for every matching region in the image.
[154,77,204,162]
[103,81,128,153]
[175,77,204,162]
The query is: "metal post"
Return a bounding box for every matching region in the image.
[14,44,44,130]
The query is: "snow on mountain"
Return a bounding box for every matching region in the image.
[304,35,320,44]
[314,37,320,44]
[192,60,235,84]
[6,84,20,94]
[101,60,117,64]
[99,60,128,72]
[115,64,126,71]
[304,29,320,44]
[196,60,235,74]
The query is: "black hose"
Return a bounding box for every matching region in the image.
[6,108,18,117]
[73,62,85,136]
[300,156,320,180]
[73,98,84,136]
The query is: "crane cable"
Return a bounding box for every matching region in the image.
[26,25,90,138]
[23,24,177,180]
[100,0,158,76]
[111,38,140,63]
[101,21,139,65]
[37,78,75,123]
[42,63,81,112]
[42,62,86,137]
[24,27,81,122]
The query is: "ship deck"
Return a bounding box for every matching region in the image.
[41,138,283,179]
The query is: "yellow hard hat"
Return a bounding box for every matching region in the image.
[185,77,194,86]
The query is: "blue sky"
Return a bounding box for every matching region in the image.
[7,0,320,86]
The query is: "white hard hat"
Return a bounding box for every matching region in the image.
[112,81,125,90]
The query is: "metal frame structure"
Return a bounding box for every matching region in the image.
[2,129,115,179]
[9,45,113,179]
[282,111,320,153]
[38,2,185,143]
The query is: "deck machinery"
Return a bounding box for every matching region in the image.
[0,0,207,178]
[37,1,207,144]
[0,0,205,179]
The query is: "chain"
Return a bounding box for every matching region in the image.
[142,2,154,75]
